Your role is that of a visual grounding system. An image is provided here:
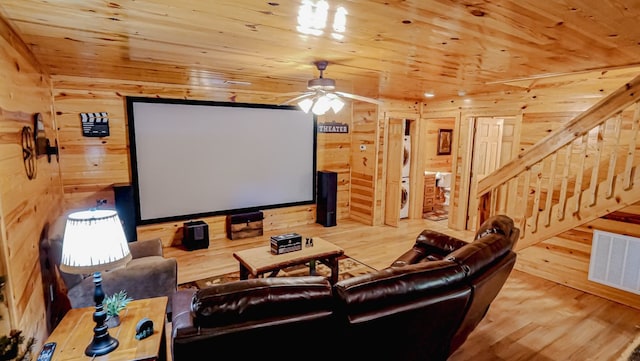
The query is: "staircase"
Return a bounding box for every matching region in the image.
[476,74,640,251]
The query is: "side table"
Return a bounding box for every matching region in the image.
[43,296,168,361]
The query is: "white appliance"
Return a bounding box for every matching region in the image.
[436,172,452,206]
[402,135,411,178]
[400,177,410,218]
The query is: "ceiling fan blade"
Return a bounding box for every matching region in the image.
[335,91,383,105]
[279,92,315,105]
[277,91,310,97]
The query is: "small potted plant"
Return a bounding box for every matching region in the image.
[103,290,133,328]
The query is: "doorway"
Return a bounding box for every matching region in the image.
[418,117,456,222]
[466,116,519,230]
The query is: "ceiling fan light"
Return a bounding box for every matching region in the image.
[312,95,332,115]
[330,97,345,113]
[298,98,314,113]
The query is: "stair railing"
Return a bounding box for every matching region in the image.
[476,74,640,250]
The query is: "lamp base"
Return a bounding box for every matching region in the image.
[85,332,119,357]
[85,272,119,357]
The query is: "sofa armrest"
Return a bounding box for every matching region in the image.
[171,289,196,339]
[129,238,163,258]
[390,230,468,267]
[390,247,428,267]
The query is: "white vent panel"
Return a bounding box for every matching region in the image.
[589,230,640,295]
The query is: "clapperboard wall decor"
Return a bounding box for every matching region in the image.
[80,112,110,137]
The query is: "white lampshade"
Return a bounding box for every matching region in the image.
[312,95,332,115]
[298,98,314,113]
[60,209,132,274]
[329,96,344,113]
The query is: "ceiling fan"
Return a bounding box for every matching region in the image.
[280,60,382,115]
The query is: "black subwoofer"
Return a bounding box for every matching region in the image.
[317,170,337,227]
[183,220,209,251]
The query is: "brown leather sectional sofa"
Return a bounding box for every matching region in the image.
[171,215,519,361]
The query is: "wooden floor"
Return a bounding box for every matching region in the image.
[164,218,640,361]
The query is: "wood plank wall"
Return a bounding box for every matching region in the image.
[51,77,353,247]
[349,102,378,225]
[5,26,640,359]
[422,67,640,309]
[0,16,64,352]
[419,117,455,172]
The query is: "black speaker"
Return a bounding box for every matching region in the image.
[317,170,337,227]
[113,183,137,242]
[183,220,209,251]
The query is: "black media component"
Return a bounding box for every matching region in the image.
[317,170,337,227]
[113,183,137,242]
[270,233,302,254]
[183,220,209,251]
[37,342,56,361]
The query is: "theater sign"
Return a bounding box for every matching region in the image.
[318,121,349,134]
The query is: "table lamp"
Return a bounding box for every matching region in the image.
[59,209,132,356]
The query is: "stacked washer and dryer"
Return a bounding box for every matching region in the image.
[400,121,411,218]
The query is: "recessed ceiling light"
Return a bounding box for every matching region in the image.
[424,92,435,98]
[224,80,252,85]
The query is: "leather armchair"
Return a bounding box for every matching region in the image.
[44,215,178,314]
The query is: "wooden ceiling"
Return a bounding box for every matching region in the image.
[2,0,640,101]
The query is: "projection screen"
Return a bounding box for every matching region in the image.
[126,97,317,224]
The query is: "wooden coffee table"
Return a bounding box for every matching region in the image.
[233,236,344,284]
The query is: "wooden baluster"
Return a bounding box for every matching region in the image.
[623,102,640,190]
[477,192,491,227]
[507,176,518,217]
[544,152,558,227]
[573,134,588,216]
[557,141,573,221]
[489,186,500,216]
[605,113,622,198]
[521,171,531,238]
[498,182,507,215]
[490,188,498,217]
[588,124,604,206]
[531,162,543,233]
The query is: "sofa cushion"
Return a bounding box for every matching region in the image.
[334,260,466,316]
[416,229,469,254]
[446,232,515,277]
[191,276,332,328]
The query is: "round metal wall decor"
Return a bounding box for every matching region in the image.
[21,126,36,179]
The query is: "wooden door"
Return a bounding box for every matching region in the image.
[468,117,504,229]
[384,118,404,226]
